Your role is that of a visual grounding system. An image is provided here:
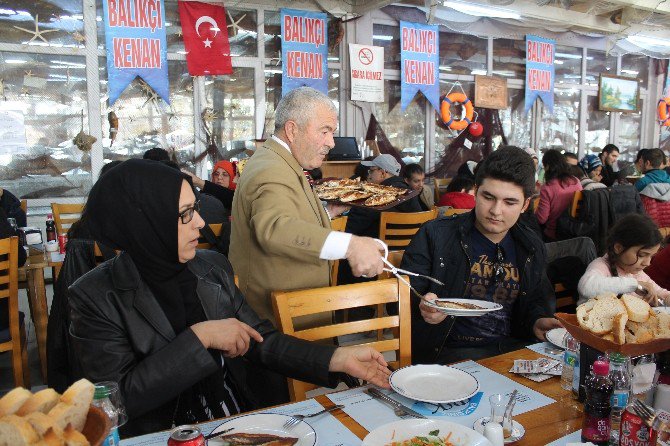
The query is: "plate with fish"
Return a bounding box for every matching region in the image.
[423,298,503,317]
[207,413,316,445]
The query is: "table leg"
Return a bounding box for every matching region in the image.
[26,268,48,383]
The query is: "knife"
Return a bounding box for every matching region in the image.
[366,388,426,419]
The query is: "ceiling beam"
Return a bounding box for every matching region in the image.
[592,0,670,14]
[352,0,397,15]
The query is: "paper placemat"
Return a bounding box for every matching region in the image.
[526,341,564,361]
[546,429,582,445]
[120,398,361,446]
[326,360,555,433]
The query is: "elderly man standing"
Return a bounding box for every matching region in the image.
[230,87,385,325]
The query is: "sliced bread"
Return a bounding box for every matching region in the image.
[50,379,94,432]
[622,294,651,323]
[625,319,655,343]
[0,388,32,417]
[16,389,60,416]
[613,312,629,345]
[577,299,597,330]
[578,294,626,335]
[23,412,63,438]
[35,427,65,446]
[0,414,40,446]
[62,425,90,446]
[656,311,670,338]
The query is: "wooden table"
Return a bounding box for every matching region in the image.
[301,349,583,444]
[18,248,63,383]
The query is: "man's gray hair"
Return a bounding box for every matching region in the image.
[274,87,337,132]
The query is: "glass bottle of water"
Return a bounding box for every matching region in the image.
[93,381,127,446]
[607,352,631,445]
[561,333,579,391]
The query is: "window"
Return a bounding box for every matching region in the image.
[0,4,84,47]
[586,49,616,87]
[438,31,486,76]
[540,88,579,152]
[621,53,648,89]
[554,46,582,85]
[500,88,531,149]
[585,95,610,154]
[373,24,400,70]
[618,111,642,158]
[492,38,525,79]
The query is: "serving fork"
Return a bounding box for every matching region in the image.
[283,404,345,428]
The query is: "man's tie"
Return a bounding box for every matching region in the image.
[303,170,315,188]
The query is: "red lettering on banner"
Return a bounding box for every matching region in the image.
[286,51,323,79]
[526,40,553,64]
[403,60,435,85]
[108,0,118,25]
[352,69,382,80]
[107,0,162,31]
[283,15,326,48]
[401,28,436,55]
[527,68,551,91]
[113,37,161,68]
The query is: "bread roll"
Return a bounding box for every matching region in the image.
[16,389,60,416]
[0,388,32,417]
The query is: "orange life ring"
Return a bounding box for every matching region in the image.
[659,98,670,127]
[440,92,474,131]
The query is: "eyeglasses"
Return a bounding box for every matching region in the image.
[493,244,505,285]
[178,200,200,224]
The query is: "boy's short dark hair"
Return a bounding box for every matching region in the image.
[474,146,536,198]
[143,147,170,161]
[641,148,665,169]
[446,175,475,193]
[402,163,424,180]
[564,152,578,162]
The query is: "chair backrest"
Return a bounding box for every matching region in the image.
[51,203,84,236]
[660,227,670,239]
[433,178,452,202]
[0,237,23,386]
[272,278,411,401]
[569,191,583,218]
[378,250,405,280]
[196,223,224,250]
[329,217,348,285]
[20,200,27,214]
[379,209,438,250]
[440,207,470,218]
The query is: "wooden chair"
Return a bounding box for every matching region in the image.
[51,203,84,236]
[272,278,411,402]
[196,223,224,250]
[440,207,471,218]
[661,227,670,239]
[329,217,348,286]
[0,237,29,387]
[433,178,452,202]
[569,191,583,218]
[379,209,438,250]
[20,200,27,215]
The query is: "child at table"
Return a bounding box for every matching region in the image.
[577,214,670,306]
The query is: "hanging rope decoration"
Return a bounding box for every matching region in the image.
[658,97,670,127]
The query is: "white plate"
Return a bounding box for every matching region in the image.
[390,364,480,404]
[424,298,503,317]
[545,327,568,349]
[655,307,670,314]
[473,417,525,444]
[363,419,493,446]
[207,413,316,446]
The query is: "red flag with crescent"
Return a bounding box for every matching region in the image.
[178,0,233,75]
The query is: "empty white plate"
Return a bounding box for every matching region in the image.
[207,413,316,446]
[545,327,568,349]
[363,419,493,446]
[390,364,480,404]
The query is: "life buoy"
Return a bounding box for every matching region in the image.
[659,98,670,127]
[440,92,475,131]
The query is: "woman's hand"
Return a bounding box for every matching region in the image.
[328,346,391,388]
[191,319,263,357]
[419,292,448,325]
[181,169,205,189]
[637,281,659,306]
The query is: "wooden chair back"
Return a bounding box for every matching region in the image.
[20,200,27,214]
[329,217,348,285]
[661,227,670,240]
[569,191,583,218]
[196,223,224,250]
[440,208,470,218]
[0,237,28,387]
[51,203,84,236]
[433,178,452,202]
[272,278,411,401]
[379,209,438,250]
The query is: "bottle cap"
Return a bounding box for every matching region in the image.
[593,360,610,376]
[47,213,53,219]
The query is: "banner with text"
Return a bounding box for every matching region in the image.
[281,9,328,96]
[349,44,384,102]
[400,21,439,112]
[525,35,554,113]
[103,0,169,105]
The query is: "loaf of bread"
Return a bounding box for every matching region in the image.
[0,379,94,446]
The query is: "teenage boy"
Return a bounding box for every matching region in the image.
[402,146,560,364]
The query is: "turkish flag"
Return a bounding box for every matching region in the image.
[178,0,233,75]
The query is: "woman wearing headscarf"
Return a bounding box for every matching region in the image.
[181,160,236,209]
[68,159,390,437]
[211,160,237,190]
[578,154,607,191]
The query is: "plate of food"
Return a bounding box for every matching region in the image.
[314,178,420,211]
[389,364,480,404]
[545,327,568,349]
[423,298,503,317]
[207,413,316,446]
[362,419,493,446]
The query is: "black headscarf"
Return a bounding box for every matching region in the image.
[85,159,200,332]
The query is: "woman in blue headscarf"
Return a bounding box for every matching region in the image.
[579,154,607,191]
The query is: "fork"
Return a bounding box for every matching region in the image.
[283,404,345,428]
[633,399,656,426]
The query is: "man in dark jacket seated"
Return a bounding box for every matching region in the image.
[401,146,561,365]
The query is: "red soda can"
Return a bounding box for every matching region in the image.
[58,233,68,254]
[620,405,654,446]
[167,425,205,446]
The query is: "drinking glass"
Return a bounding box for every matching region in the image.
[489,393,515,438]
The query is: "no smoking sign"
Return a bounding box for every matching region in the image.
[358,47,374,65]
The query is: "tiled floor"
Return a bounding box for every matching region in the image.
[0,284,52,394]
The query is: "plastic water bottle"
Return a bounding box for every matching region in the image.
[608,352,631,445]
[92,382,126,446]
[581,360,613,445]
[561,333,579,391]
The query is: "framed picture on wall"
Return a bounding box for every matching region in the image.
[598,74,640,112]
[474,75,508,110]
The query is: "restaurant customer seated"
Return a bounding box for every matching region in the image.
[436,175,475,209]
[401,146,559,365]
[68,160,391,437]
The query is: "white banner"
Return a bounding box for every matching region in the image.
[349,43,384,102]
